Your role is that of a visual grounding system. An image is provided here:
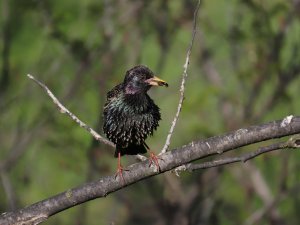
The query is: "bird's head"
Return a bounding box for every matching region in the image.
[123,65,168,95]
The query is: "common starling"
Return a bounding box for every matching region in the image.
[103,65,168,180]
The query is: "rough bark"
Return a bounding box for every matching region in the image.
[0,115,299,225]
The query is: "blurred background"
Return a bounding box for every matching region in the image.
[1,0,300,224]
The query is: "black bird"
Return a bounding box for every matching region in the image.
[103,65,168,180]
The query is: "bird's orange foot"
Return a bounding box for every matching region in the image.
[115,152,129,184]
[115,165,129,184]
[148,152,162,172]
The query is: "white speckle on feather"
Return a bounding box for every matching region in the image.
[281,115,294,127]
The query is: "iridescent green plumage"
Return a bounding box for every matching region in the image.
[103,65,168,157]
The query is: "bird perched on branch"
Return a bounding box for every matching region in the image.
[103,65,168,181]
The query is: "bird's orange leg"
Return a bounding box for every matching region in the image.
[148,151,163,172]
[115,152,126,184]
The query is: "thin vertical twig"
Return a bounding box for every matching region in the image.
[160,0,201,154]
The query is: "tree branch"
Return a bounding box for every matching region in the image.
[26,74,114,148]
[1,115,300,224]
[160,0,201,154]
[176,134,300,173]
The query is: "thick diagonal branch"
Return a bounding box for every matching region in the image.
[1,116,300,225]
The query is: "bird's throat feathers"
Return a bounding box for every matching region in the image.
[124,83,150,95]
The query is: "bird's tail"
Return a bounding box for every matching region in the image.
[115,142,148,157]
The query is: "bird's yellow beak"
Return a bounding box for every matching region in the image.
[145,76,168,87]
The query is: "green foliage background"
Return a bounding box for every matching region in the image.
[1,0,300,224]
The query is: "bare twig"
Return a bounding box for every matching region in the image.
[27,74,114,147]
[160,0,201,154]
[179,134,300,172]
[185,143,285,171]
[173,142,282,175]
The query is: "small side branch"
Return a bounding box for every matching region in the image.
[176,135,300,173]
[161,0,201,154]
[185,142,286,171]
[27,74,114,148]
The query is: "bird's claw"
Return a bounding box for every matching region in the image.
[115,165,129,184]
[148,152,162,172]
